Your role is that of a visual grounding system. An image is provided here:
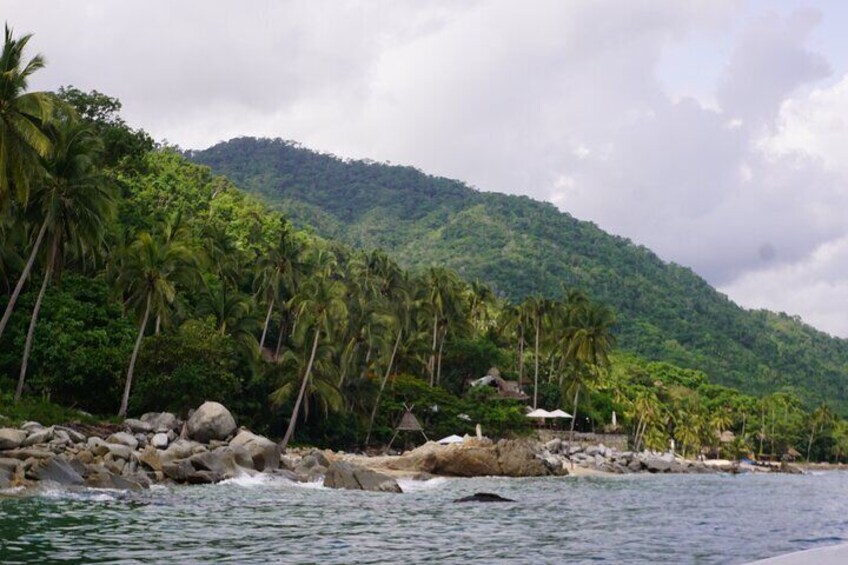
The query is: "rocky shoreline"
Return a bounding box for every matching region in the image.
[0,401,803,495]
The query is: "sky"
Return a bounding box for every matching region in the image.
[4,0,848,336]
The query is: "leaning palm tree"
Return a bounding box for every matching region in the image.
[114,228,199,417]
[0,24,55,209]
[14,121,115,402]
[276,265,348,451]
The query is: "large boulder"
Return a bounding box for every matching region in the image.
[496,439,548,477]
[85,467,145,491]
[187,402,237,443]
[0,428,27,450]
[29,457,85,485]
[230,430,280,471]
[324,461,402,493]
[22,426,54,447]
[433,445,501,477]
[123,418,154,434]
[0,458,24,488]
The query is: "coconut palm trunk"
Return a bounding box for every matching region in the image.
[428,314,438,386]
[436,329,447,387]
[119,292,152,417]
[280,327,321,451]
[259,298,274,350]
[365,328,402,446]
[0,219,47,342]
[14,234,56,403]
[569,384,581,446]
[533,316,540,409]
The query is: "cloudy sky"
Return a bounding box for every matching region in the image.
[5,0,848,336]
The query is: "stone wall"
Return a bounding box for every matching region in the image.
[534,431,630,451]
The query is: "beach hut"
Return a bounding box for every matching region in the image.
[385,404,428,452]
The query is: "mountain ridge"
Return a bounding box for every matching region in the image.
[188,136,848,412]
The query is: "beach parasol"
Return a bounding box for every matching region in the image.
[548,409,573,419]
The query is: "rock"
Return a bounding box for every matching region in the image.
[434,445,500,477]
[643,457,672,473]
[780,462,804,475]
[454,492,515,503]
[0,428,27,450]
[123,418,153,434]
[151,433,169,449]
[544,438,562,453]
[107,432,139,450]
[230,430,280,471]
[23,426,54,447]
[107,444,133,461]
[0,458,24,487]
[2,448,53,460]
[140,412,181,433]
[186,470,222,484]
[496,440,548,477]
[29,457,85,485]
[160,439,204,464]
[55,426,86,443]
[186,402,236,443]
[20,422,44,433]
[88,437,110,457]
[230,445,255,470]
[86,467,145,490]
[162,459,194,482]
[189,447,244,479]
[323,461,402,493]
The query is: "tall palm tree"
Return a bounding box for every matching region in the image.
[0,24,54,209]
[114,228,199,417]
[14,121,115,402]
[255,227,298,350]
[277,259,348,450]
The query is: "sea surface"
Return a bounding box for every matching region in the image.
[1,471,846,564]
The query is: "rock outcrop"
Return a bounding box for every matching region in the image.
[324,461,402,493]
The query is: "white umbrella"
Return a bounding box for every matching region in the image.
[526,409,554,418]
[438,434,465,445]
[548,409,573,419]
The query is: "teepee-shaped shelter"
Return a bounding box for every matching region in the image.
[386,404,428,452]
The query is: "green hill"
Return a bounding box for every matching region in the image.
[188,137,848,412]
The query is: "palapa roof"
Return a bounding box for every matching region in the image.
[397,409,423,431]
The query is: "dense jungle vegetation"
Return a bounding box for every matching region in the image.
[191,137,848,415]
[2,25,847,461]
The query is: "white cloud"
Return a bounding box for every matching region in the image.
[5,0,848,336]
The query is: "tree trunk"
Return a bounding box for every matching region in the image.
[807,423,817,462]
[436,328,447,387]
[274,305,287,360]
[569,384,581,446]
[518,324,525,385]
[365,328,402,446]
[533,317,540,409]
[155,314,161,335]
[259,298,274,350]
[428,314,438,386]
[0,219,48,342]
[14,235,56,403]
[280,326,321,451]
[119,293,152,417]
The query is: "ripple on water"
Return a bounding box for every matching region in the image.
[1,472,847,564]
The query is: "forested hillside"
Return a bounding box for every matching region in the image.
[190,137,848,411]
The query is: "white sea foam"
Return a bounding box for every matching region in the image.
[397,477,451,492]
[218,473,274,488]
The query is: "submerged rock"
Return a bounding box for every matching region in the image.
[324,461,402,493]
[454,492,515,503]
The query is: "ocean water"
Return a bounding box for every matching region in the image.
[1,471,846,564]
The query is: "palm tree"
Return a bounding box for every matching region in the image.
[254,227,298,351]
[277,259,348,450]
[14,121,115,402]
[114,228,199,417]
[562,300,616,446]
[806,404,834,462]
[0,24,54,209]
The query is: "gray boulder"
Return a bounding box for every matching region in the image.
[123,418,153,434]
[0,428,27,450]
[23,426,54,446]
[162,459,194,482]
[106,444,133,461]
[643,457,673,473]
[230,430,280,471]
[0,458,23,488]
[151,433,169,449]
[160,439,204,464]
[323,461,402,493]
[29,457,85,485]
[187,402,236,443]
[107,432,139,450]
[20,421,44,433]
[189,446,245,479]
[140,412,180,433]
[85,468,145,491]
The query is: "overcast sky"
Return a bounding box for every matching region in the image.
[5,0,848,336]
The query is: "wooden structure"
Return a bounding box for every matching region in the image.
[385,404,428,452]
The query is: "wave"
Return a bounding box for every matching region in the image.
[397,476,451,492]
